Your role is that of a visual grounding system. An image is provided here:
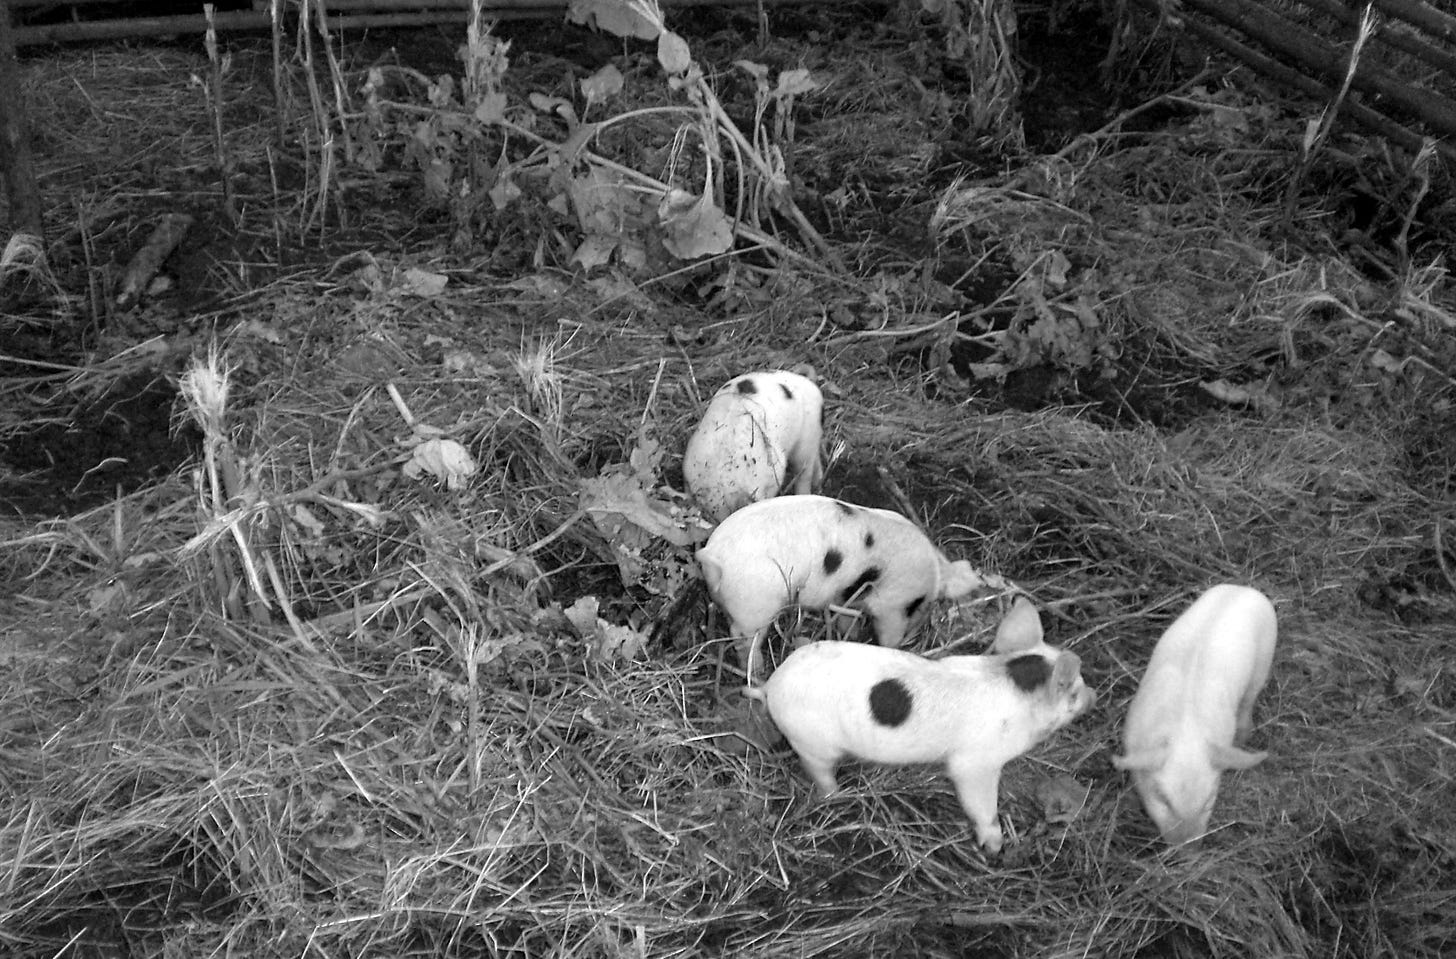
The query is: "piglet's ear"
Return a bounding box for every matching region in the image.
[1050,651,1081,693]
[993,597,1043,653]
[1210,743,1268,770]
[1111,746,1167,771]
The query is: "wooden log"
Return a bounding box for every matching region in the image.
[115,212,194,309]
[1143,0,1456,165]
[1366,0,1456,43]
[1288,0,1456,78]
[0,0,44,242]
[11,0,827,44]
[1183,0,1456,140]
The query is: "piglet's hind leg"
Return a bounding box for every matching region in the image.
[793,750,844,798]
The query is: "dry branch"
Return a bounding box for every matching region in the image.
[115,213,194,310]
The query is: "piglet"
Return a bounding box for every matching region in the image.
[696,494,1003,674]
[683,370,824,523]
[1112,584,1278,846]
[743,598,1096,852]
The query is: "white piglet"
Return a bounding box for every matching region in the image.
[696,495,1002,671]
[1112,584,1278,846]
[744,599,1096,852]
[683,370,824,523]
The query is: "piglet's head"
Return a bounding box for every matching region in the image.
[1112,740,1267,845]
[996,599,1097,726]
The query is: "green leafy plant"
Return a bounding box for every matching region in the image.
[348,0,834,272]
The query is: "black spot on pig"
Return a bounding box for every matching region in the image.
[864,531,875,549]
[779,383,794,400]
[835,500,856,517]
[823,548,843,575]
[1006,654,1052,692]
[904,595,926,620]
[841,567,881,603]
[869,678,913,727]
[736,378,758,395]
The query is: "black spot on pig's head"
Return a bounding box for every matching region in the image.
[1006,654,1052,692]
[736,377,758,395]
[780,383,794,401]
[841,567,881,603]
[823,548,843,575]
[904,595,926,621]
[864,531,875,550]
[869,677,913,727]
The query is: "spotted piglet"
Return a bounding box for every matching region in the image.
[696,494,1003,675]
[743,598,1096,852]
[682,370,824,523]
[1112,584,1278,845]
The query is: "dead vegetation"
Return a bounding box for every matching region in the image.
[2,2,1455,957]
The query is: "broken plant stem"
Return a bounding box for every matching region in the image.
[1283,4,1377,227]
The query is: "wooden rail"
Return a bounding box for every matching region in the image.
[1131,0,1455,162]
[9,0,820,46]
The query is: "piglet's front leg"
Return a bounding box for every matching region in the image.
[947,757,1005,853]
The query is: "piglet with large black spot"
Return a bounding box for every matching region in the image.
[743,599,1096,853]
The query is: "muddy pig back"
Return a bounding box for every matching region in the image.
[683,370,824,523]
[697,495,997,651]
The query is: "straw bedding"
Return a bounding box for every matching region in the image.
[2,7,1454,958]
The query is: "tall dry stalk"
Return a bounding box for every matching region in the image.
[1282,3,1377,227]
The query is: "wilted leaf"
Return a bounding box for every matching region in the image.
[658,189,733,260]
[1199,378,1280,413]
[399,267,449,298]
[774,68,817,98]
[1044,249,1071,287]
[474,91,508,124]
[565,597,648,662]
[488,173,521,210]
[567,0,660,39]
[580,473,698,547]
[581,64,624,108]
[403,438,478,490]
[1037,774,1090,826]
[422,158,452,203]
[569,166,636,234]
[564,595,602,636]
[657,30,691,74]
[586,272,653,310]
[528,91,574,119]
[572,234,618,271]
[734,59,768,83]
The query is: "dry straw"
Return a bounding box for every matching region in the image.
[2,7,1454,959]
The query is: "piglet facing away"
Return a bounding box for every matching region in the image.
[683,370,824,523]
[743,600,1096,853]
[697,494,1002,666]
[1112,584,1278,846]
